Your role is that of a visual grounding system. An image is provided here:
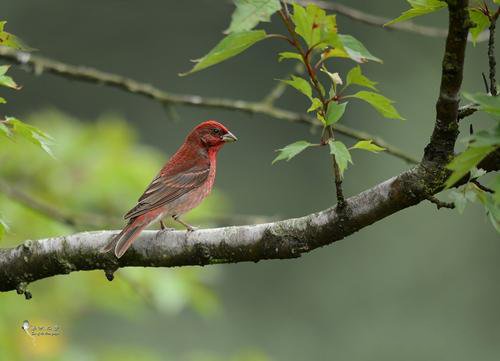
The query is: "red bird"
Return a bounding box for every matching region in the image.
[101,120,237,258]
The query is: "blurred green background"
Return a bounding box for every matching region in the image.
[1,0,499,360]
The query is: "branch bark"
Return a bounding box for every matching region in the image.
[0,169,423,293]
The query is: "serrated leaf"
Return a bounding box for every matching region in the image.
[385,0,447,26]
[281,75,312,99]
[337,34,382,63]
[463,92,500,118]
[351,139,385,153]
[469,9,490,45]
[346,65,378,91]
[5,117,55,158]
[0,122,12,137]
[226,0,281,33]
[0,65,9,76]
[272,140,314,164]
[307,97,322,112]
[0,65,20,89]
[0,217,9,240]
[445,145,496,188]
[0,21,34,51]
[349,91,404,119]
[325,102,347,125]
[0,75,19,89]
[470,167,486,179]
[291,3,338,48]
[328,140,352,177]
[449,190,468,214]
[278,51,304,63]
[179,30,266,76]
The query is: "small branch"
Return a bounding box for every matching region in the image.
[0,47,416,165]
[425,195,455,209]
[471,179,494,193]
[487,8,499,96]
[0,168,425,293]
[0,178,276,230]
[0,179,108,229]
[458,103,478,120]
[294,0,488,43]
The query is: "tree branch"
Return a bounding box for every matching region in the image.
[0,46,416,164]
[0,168,424,293]
[296,0,487,43]
[423,0,470,170]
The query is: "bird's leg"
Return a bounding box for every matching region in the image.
[157,219,174,234]
[172,215,198,232]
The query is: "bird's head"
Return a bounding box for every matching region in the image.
[188,120,237,149]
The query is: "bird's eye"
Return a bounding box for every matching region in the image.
[212,128,221,135]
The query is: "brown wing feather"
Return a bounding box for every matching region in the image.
[124,164,210,220]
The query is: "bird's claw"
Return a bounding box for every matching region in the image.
[186,225,199,232]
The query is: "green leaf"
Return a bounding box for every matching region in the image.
[179,30,267,76]
[0,21,34,51]
[0,65,19,89]
[346,65,378,91]
[449,190,468,214]
[0,97,5,104]
[469,9,490,45]
[226,0,281,33]
[328,140,352,177]
[291,3,338,48]
[351,139,385,153]
[278,51,304,63]
[349,91,404,119]
[5,117,55,158]
[325,102,347,126]
[385,0,447,26]
[463,92,500,118]
[281,75,312,99]
[445,145,496,188]
[272,140,314,164]
[0,122,12,137]
[337,34,382,63]
[307,97,322,112]
[0,75,19,89]
[0,217,9,240]
[0,65,9,76]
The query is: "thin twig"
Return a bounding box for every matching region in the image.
[0,179,115,228]
[0,47,417,164]
[458,103,478,120]
[471,179,494,193]
[0,178,276,230]
[426,195,455,209]
[278,7,345,205]
[294,0,488,42]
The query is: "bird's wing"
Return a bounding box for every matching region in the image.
[124,162,210,220]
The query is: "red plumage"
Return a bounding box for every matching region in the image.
[101,120,237,258]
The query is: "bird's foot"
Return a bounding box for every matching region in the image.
[186,225,199,232]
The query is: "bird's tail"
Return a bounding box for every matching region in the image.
[100,216,151,258]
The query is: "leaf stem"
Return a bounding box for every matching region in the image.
[278,3,345,205]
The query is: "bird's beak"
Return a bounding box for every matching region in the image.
[222,131,238,142]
